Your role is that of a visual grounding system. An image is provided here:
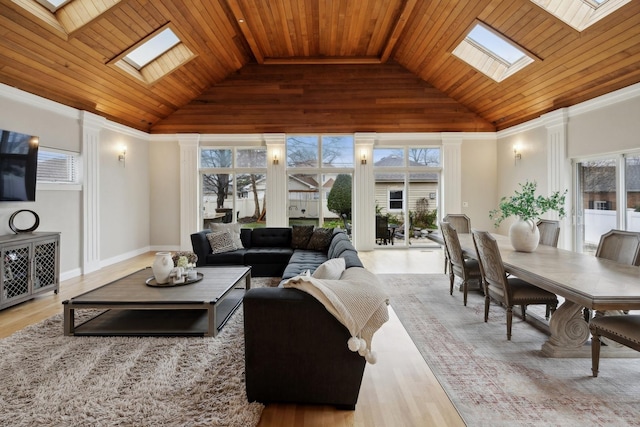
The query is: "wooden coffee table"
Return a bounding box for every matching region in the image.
[63,266,251,337]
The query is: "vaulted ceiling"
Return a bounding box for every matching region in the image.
[1,0,639,134]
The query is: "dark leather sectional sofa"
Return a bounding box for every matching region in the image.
[190,227,363,278]
[190,226,369,409]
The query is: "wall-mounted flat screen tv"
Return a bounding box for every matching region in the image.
[0,130,39,201]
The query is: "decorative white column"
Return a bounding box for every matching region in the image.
[542,109,571,249]
[441,134,463,217]
[178,134,200,250]
[81,111,106,274]
[354,133,376,251]
[265,134,287,227]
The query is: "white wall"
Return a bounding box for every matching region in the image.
[495,126,549,234]
[461,138,498,231]
[148,138,180,249]
[0,84,153,279]
[0,87,82,275]
[99,128,150,260]
[568,90,640,158]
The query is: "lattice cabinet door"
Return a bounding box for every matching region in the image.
[0,232,60,310]
[33,237,59,293]
[1,242,31,302]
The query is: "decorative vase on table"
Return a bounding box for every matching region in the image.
[152,251,173,284]
[509,218,540,252]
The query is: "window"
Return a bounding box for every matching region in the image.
[530,0,631,31]
[37,149,79,184]
[201,149,232,168]
[322,136,354,167]
[389,189,403,210]
[373,148,404,167]
[286,136,319,167]
[200,147,267,226]
[452,22,534,82]
[236,148,266,168]
[111,24,195,85]
[409,148,441,167]
[35,0,71,12]
[374,146,441,247]
[286,135,354,227]
[123,28,181,70]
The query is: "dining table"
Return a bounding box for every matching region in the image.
[428,232,640,358]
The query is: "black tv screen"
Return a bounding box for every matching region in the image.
[0,130,39,202]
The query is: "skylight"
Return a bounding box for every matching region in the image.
[452,22,534,83]
[467,25,526,65]
[530,0,631,31]
[123,28,181,70]
[35,0,71,12]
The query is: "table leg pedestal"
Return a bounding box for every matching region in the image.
[541,300,590,357]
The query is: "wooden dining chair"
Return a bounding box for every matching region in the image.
[537,219,560,247]
[471,229,558,340]
[440,221,482,306]
[442,214,471,274]
[590,314,640,377]
[595,229,640,266]
[586,229,640,321]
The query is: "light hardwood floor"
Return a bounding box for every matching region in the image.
[0,246,465,427]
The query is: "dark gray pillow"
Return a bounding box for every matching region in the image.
[306,228,335,252]
[291,225,314,249]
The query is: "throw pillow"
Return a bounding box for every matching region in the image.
[291,225,314,249]
[206,230,237,254]
[210,222,243,249]
[306,227,335,252]
[312,257,346,280]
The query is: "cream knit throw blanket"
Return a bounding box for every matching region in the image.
[283,267,389,364]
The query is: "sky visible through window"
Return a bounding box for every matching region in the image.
[36,0,70,11]
[467,24,525,65]
[124,28,180,69]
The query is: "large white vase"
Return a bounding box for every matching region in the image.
[509,218,540,252]
[152,252,173,284]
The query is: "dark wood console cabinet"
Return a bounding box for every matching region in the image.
[0,232,60,310]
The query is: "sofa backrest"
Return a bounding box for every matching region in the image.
[328,230,363,268]
[250,227,292,248]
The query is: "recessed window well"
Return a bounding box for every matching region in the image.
[530,0,631,32]
[123,28,181,70]
[452,22,534,82]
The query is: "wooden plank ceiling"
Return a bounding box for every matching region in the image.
[1,0,639,134]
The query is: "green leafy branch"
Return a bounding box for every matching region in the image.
[489,181,567,227]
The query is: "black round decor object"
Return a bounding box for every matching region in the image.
[9,209,40,233]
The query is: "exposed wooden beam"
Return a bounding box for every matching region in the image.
[225,0,264,64]
[263,56,382,65]
[381,0,418,63]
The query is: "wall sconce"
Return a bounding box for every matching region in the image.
[272,152,279,165]
[118,146,127,166]
[360,151,367,165]
[513,145,521,165]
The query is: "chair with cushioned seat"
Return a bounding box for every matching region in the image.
[472,229,558,340]
[440,221,481,306]
[442,214,471,274]
[590,315,640,377]
[595,229,640,266]
[584,229,640,321]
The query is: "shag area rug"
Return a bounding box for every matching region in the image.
[380,274,640,427]
[0,277,280,427]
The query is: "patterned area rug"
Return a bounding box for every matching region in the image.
[379,274,640,427]
[0,277,280,427]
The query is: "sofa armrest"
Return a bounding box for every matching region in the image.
[243,287,366,409]
[190,230,211,267]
